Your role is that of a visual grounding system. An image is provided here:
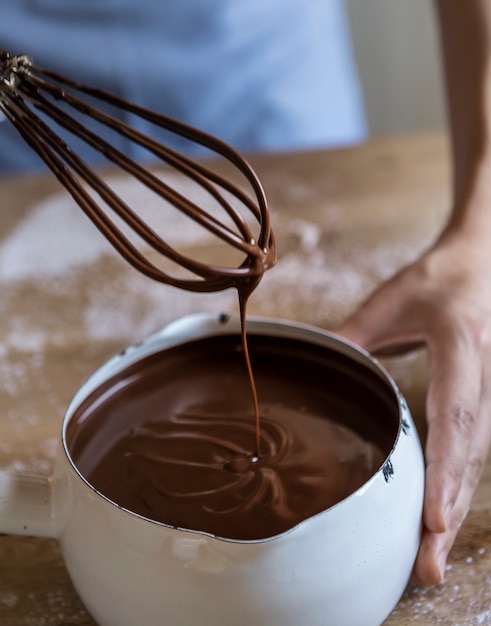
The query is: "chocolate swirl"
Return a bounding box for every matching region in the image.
[68,334,395,540]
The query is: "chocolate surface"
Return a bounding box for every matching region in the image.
[67,333,399,540]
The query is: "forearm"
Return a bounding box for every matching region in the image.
[434,0,491,235]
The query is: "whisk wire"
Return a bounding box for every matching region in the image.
[4,90,223,280]
[35,65,271,236]
[24,70,260,245]
[0,51,275,291]
[3,91,219,287]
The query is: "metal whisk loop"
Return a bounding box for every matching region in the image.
[0,50,276,292]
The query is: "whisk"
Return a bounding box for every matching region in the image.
[0,50,276,292]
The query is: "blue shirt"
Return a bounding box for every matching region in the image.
[0,0,366,172]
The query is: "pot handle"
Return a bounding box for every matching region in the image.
[0,470,59,538]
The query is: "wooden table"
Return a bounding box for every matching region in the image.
[1,134,490,625]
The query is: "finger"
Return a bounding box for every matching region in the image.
[412,526,447,587]
[414,429,491,586]
[423,320,483,536]
[416,354,491,586]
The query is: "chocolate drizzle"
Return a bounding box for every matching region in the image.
[0,49,274,479]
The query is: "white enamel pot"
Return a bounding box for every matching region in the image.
[0,312,424,626]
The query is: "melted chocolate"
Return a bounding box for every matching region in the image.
[67,334,399,540]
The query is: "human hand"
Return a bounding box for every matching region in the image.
[336,230,491,587]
